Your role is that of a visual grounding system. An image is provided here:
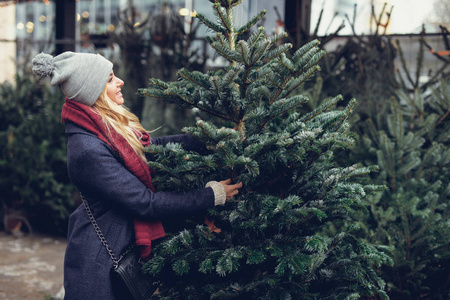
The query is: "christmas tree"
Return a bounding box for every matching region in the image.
[349,79,450,299]
[0,61,75,235]
[138,1,391,299]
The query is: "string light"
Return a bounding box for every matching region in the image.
[0,0,53,8]
[0,0,19,8]
[0,0,82,7]
[179,8,196,17]
[0,0,77,7]
[26,21,34,33]
[179,8,189,16]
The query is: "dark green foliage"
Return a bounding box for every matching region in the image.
[139,1,391,299]
[312,9,450,296]
[0,62,76,235]
[302,6,450,296]
[351,79,450,299]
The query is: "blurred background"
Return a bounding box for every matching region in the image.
[1,0,447,131]
[0,0,449,299]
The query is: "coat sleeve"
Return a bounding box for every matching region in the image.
[67,134,214,220]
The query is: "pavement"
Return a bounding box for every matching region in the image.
[0,231,66,300]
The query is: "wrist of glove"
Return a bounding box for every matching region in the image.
[206,181,226,206]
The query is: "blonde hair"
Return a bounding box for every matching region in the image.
[92,87,147,161]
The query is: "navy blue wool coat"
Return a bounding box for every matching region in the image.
[63,122,215,300]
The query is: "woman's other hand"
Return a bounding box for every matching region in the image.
[220,179,243,201]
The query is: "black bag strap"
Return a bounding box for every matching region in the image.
[80,193,135,269]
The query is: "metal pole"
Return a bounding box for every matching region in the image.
[55,0,76,54]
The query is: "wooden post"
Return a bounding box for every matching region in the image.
[284,0,311,48]
[55,0,76,54]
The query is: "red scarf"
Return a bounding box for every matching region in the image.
[61,98,165,260]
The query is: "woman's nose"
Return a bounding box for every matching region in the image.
[117,78,124,87]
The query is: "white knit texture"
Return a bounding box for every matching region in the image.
[206,181,226,206]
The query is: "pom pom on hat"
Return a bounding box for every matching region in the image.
[31,53,55,77]
[31,51,113,106]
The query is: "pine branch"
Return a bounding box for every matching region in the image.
[147,78,170,89]
[178,68,212,90]
[283,65,322,99]
[210,76,238,122]
[180,92,233,121]
[147,161,179,178]
[269,95,309,117]
[279,53,295,71]
[196,12,227,34]
[247,27,265,48]
[396,39,416,88]
[236,10,267,35]
[212,2,233,34]
[292,39,321,62]
[268,31,289,45]
[302,50,326,72]
[267,43,324,106]
[261,43,293,64]
[299,95,343,123]
[236,40,251,65]
[211,41,237,62]
[414,35,424,88]
[138,88,179,101]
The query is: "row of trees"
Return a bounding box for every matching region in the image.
[136,1,449,299]
[0,62,75,235]
[1,0,448,298]
[312,6,450,298]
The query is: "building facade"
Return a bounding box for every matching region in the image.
[12,0,284,52]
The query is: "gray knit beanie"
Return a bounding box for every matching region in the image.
[32,51,113,106]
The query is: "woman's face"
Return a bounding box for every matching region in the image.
[106,71,124,105]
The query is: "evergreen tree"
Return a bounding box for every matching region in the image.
[0,59,76,235]
[138,1,391,299]
[113,3,206,134]
[295,4,450,297]
[350,79,450,299]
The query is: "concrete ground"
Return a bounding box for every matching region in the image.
[0,231,66,300]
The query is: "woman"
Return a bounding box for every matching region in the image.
[32,51,242,299]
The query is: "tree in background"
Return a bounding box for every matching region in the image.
[350,78,450,299]
[304,4,450,298]
[111,5,153,120]
[112,2,208,135]
[305,3,449,120]
[345,42,450,296]
[318,3,398,120]
[138,1,391,299]
[430,0,450,29]
[0,57,76,236]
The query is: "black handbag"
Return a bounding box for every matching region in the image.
[81,194,159,300]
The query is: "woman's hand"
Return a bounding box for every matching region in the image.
[220,179,243,201]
